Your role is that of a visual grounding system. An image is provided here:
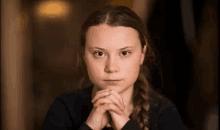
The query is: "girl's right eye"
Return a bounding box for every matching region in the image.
[93,51,105,57]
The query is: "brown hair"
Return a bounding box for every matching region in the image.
[76,5,162,130]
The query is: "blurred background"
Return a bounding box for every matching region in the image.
[1,0,218,130]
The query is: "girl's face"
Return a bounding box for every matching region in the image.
[84,24,146,94]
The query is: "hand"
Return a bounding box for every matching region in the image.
[92,89,130,130]
[108,90,130,130]
[86,89,119,130]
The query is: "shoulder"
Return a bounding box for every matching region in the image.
[42,86,93,129]
[155,96,177,114]
[148,90,175,113]
[46,86,93,113]
[150,91,180,119]
[149,91,187,130]
[53,86,93,108]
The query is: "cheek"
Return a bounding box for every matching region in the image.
[85,56,103,81]
[123,56,141,80]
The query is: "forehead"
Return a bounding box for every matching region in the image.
[85,24,140,48]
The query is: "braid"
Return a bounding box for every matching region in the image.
[131,64,158,130]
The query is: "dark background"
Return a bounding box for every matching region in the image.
[148,0,218,129]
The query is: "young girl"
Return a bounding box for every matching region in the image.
[42,5,186,130]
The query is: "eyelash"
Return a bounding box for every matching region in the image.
[93,51,131,58]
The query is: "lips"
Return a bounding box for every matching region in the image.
[104,79,121,81]
[104,79,121,85]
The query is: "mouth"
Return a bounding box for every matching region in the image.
[104,79,121,81]
[103,79,121,85]
[104,79,121,85]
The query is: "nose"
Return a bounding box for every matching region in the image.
[104,57,119,73]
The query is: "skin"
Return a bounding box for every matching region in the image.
[84,24,146,129]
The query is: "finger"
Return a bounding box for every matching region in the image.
[91,90,110,103]
[96,103,112,114]
[105,103,124,115]
[93,93,124,111]
[93,97,112,107]
[109,90,125,109]
[107,94,124,111]
[96,104,108,114]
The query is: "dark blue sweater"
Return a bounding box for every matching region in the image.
[42,85,187,130]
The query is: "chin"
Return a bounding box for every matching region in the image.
[95,84,120,91]
[108,85,128,94]
[98,85,118,90]
[94,81,133,93]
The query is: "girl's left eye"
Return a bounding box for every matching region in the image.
[121,51,131,56]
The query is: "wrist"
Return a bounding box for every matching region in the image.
[85,121,95,130]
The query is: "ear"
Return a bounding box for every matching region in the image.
[140,45,147,65]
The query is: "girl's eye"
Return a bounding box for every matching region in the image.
[94,51,105,57]
[93,51,131,58]
[121,51,131,56]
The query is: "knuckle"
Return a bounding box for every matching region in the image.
[108,95,114,101]
[103,104,109,111]
[96,106,101,111]
[105,103,110,109]
[104,98,111,102]
[94,100,100,105]
[102,99,107,103]
[111,89,116,93]
[109,94,113,98]
[108,103,113,109]
[105,91,110,94]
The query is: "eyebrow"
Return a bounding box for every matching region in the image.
[89,46,134,50]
